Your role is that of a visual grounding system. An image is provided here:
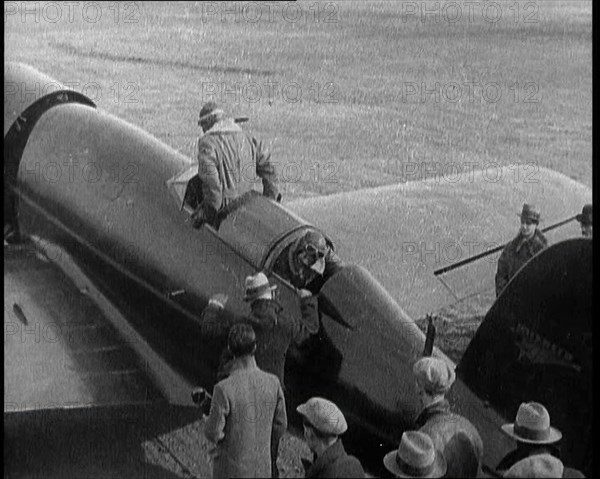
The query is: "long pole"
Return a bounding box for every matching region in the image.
[433,215,577,277]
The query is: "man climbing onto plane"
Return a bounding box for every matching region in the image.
[191,102,280,228]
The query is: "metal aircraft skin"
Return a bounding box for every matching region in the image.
[4,63,592,476]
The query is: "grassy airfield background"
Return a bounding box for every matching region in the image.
[4,1,592,477]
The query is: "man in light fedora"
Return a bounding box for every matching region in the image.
[412,357,483,478]
[497,401,584,477]
[204,323,287,479]
[191,101,280,228]
[296,397,365,478]
[495,203,548,297]
[201,272,319,386]
[504,454,576,478]
[384,430,447,478]
[575,204,592,238]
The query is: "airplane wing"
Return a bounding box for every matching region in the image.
[4,241,193,414]
[288,166,592,320]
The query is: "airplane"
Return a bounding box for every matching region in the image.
[4,62,592,477]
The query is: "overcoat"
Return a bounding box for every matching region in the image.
[196,118,278,224]
[415,399,484,478]
[495,229,548,296]
[204,358,287,478]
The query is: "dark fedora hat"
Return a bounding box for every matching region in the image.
[576,204,592,226]
[518,203,541,223]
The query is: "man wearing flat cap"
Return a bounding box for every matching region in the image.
[296,397,365,478]
[413,357,483,478]
[576,204,592,238]
[191,101,280,228]
[497,401,584,477]
[495,203,548,297]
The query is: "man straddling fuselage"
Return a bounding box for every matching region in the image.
[191,102,280,228]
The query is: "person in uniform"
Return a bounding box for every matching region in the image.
[495,203,548,297]
[192,102,280,228]
[497,401,584,478]
[383,430,447,478]
[204,323,287,479]
[412,357,483,478]
[296,397,365,478]
[575,204,592,238]
[277,230,344,294]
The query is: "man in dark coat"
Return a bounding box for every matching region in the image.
[413,357,484,478]
[192,102,279,228]
[275,229,344,294]
[495,203,548,297]
[576,204,592,238]
[199,272,319,478]
[199,271,320,386]
[204,323,287,479]
[297,397,365,478]
[497,402,585,478]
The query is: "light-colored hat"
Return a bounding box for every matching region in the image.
[518,203,541,223]
[243,272,277,302]
[413,357,456,395]
[383,431,447,478]
[501,402,562,444]
[576,204,592,226]
[296,397,347,436]
[503,453,564,478]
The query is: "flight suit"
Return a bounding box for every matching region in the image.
[276,245,344,294]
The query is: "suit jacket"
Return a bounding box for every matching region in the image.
[305,439,365,478]
[204,357,287,478]
[415,399,484,478]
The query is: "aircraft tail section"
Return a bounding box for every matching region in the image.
[457,238,592,476]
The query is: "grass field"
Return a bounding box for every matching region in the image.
[5,0,592,202]
[4,1,592,477]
